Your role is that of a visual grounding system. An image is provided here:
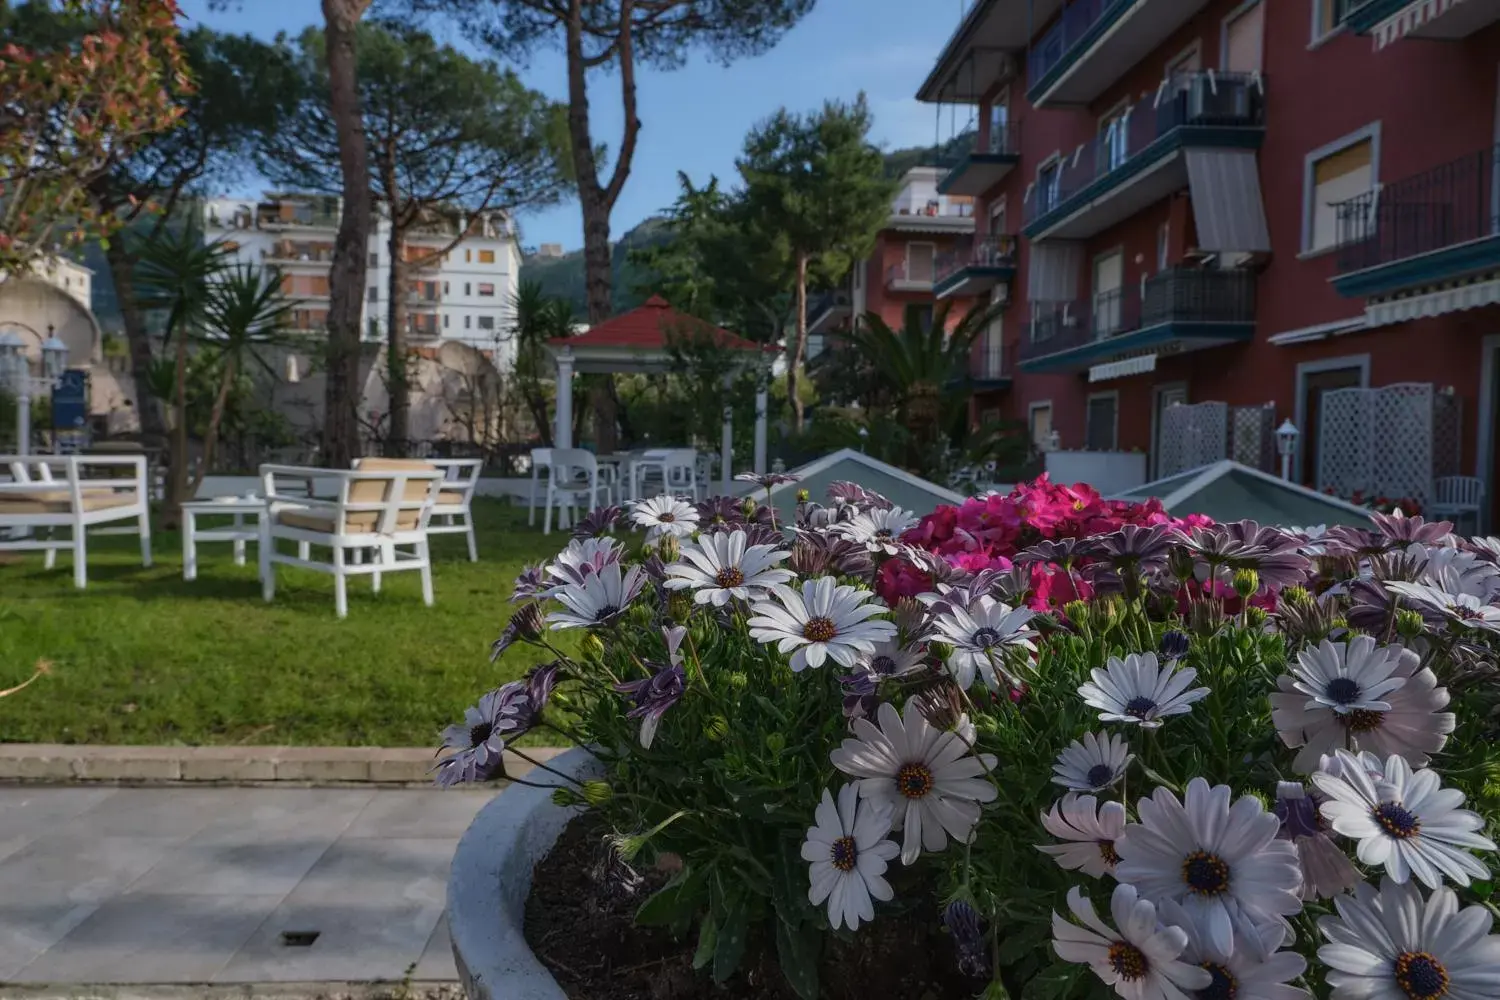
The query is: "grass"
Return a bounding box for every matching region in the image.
[0,499,570,747]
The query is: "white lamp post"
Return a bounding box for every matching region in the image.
[1276,419,1299,482]
[0,326,69,457]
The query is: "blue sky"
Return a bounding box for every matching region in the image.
[177,0,975,252]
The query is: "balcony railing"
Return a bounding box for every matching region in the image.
[955,122,1021,159]
[1334,143,1500,275]
[972,343,1007,381]
[935,234,1019,287]
[886,260,935,290]
[1020,268,1256,363]
[266,244,335,263]
[1023,71,1265,229]
[1028,0,1123,92]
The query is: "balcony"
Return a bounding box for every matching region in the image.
[265,242,335,265]
[807,289,852,335]
[886,260,935,293]
[1332,143,1500,314]
[971,342,1010,389]
[1342,0,1500,50]
[1023,72,1266,243]
[1027,0,1218,108]
[407,290,443,309]
[937,123,1021,197]
[1018,267,1256,373]
[935,235,1018,299]
[256,204,340,230]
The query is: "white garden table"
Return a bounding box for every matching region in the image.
[181,496,266,581]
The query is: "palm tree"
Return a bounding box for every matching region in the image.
[509,280,575,445]
[134,220,236,526]
[843,299,1003,471]
[191,264,294,498]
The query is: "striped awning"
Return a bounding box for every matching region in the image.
[1364,276,1500,326]
[1088,354,1157,383]
[1372,0,1469,51]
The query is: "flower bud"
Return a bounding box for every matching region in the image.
[1062,600,1089,626]
[1232,568,1259,600]
[1280,585,1312,608]
[552,786,584,808]
[582,780,614,806]
[1157,629,1190,660]
[511,601,546,642]
[582,634,606,658]
[1396,609,1426,639]
[764,732,786,754]
[725,671,749,692]
[703,715,729,742]
[667,590,693,621]
[742,496,759,518]
[1245,606,1269,628]
[656,534,680,563]
[1168,546,1197,581]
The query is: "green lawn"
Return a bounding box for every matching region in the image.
[0,499,569,747]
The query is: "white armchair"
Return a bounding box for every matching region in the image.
[0,454,152,588]
[354,456,482,562]
[258,462,445,618]
[542,449,609,535]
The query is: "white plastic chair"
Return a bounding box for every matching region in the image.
[1429,475,1485,532]
[0,454,153,588]
[258,462,445,618]
[632,448,699,500]
[527,447,552,527]
[543,449,609,535]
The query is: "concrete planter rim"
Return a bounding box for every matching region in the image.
[447,746,601,1000]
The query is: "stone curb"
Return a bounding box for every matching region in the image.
[0,744,568,786]
[0,982,464,1000]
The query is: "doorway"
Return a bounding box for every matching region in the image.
[1295,357,1370,487]
[1093,250,1124,338]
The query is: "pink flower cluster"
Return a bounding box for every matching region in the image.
[880,475,1214,611]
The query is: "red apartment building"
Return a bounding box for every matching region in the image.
[915,0,1500,524]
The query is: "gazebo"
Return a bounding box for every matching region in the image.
[547,295,776,491]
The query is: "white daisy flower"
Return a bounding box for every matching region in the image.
[830,700,998,865]
[1115,778,1303,958]
[1270,643,1455,774]
[801,784,899,932]
[1411,542,1500,603]
[1053,731,1134,793]
[1037,794,1126,878]
[1289,635,1408,715]
[830,505,920,555]
[545,562,647,629]
[543,536,623,593]
[1273,781,1361,901]
[1385,580,1500,633]
[931,595,1038,691]
[1158,899,1309,1000]
[629,494,700,541]
[1078,652,1210,729]
[858,638,927,678]
[662,529,793,606]
[747,577,897,672]
[1318,877,1500,1000]
[1310,749,1495,889]
[1051,883,1212,1000]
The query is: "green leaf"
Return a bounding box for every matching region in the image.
[712,896,750,983]
[774,916,821,1000]
[635,881,687,927]
[692,912,719,970]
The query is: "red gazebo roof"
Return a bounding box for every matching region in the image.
[549,295,769,353]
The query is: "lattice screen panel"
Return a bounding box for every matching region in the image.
[1318,388,1375,499]
[1433,391,1462,479]
[1230,404,1275,473]
[1158,402,1228,478]
[1317,383,1442,504]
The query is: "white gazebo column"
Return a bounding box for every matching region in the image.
[554,348,574,450]
[753,381,768,475]
[721,402,734,494]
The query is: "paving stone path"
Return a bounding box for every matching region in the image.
[0,785,498,991]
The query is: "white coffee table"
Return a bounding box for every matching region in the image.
[181,497,267,581]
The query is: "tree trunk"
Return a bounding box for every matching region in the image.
[105,242,166,447]
[385,221,410,451]
[320,0,374,468]
[190,357,236,499]
[788,251,809,432]
[162,328,190,529]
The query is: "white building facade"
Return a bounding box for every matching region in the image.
[202,194,523,368]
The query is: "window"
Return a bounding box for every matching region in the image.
[989,90,1009,151]
[464,315,472,329]
[989,198,1007,236]
[913,304,935,333]
[1157,223,1170,270]
[465,249,472,263]
[1223,1,1265,73]
[906,243,935,282]
[1312,0,1347,42]
[368,252,378,268]
[1038,159,1062,213]
[478,282,496,297]
[444,314,449,328]
[1086,393,1119,451]
[1100,104,1131,172]
[367,318,378,337]
[464,283,472,296]
[478,249,496,264]
[979,407,1001,427]
[1029,403,1053,451]
[980,313,1003,379]
[478,315,495,330]
[1093,251,1124,337]
[1165,41,1201,77]
[368,286,378,303]
[444,281,450,294]
[1304,129,1378,253]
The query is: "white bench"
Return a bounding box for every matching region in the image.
[0,454,152,589]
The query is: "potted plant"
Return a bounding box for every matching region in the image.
[446,478,1500,999]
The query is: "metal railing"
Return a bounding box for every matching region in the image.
[886,260,936,289]
[972,342,1007,380]
[1020,268,1256,363]
[266,244,335,263]
[935,234,1019,287]
[952,121,1022,159]
[1028,0,1129,91]
[1334,142,1500,274]
[1023,71,1266,228]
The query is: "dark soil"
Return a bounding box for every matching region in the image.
[524,814,982,1000]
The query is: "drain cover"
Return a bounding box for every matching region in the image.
[280,930,321,947]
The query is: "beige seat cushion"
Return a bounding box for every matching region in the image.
[0,489,139,515]
[436,489,467,506]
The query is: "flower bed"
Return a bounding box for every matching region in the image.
[442,473,1500,1000]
